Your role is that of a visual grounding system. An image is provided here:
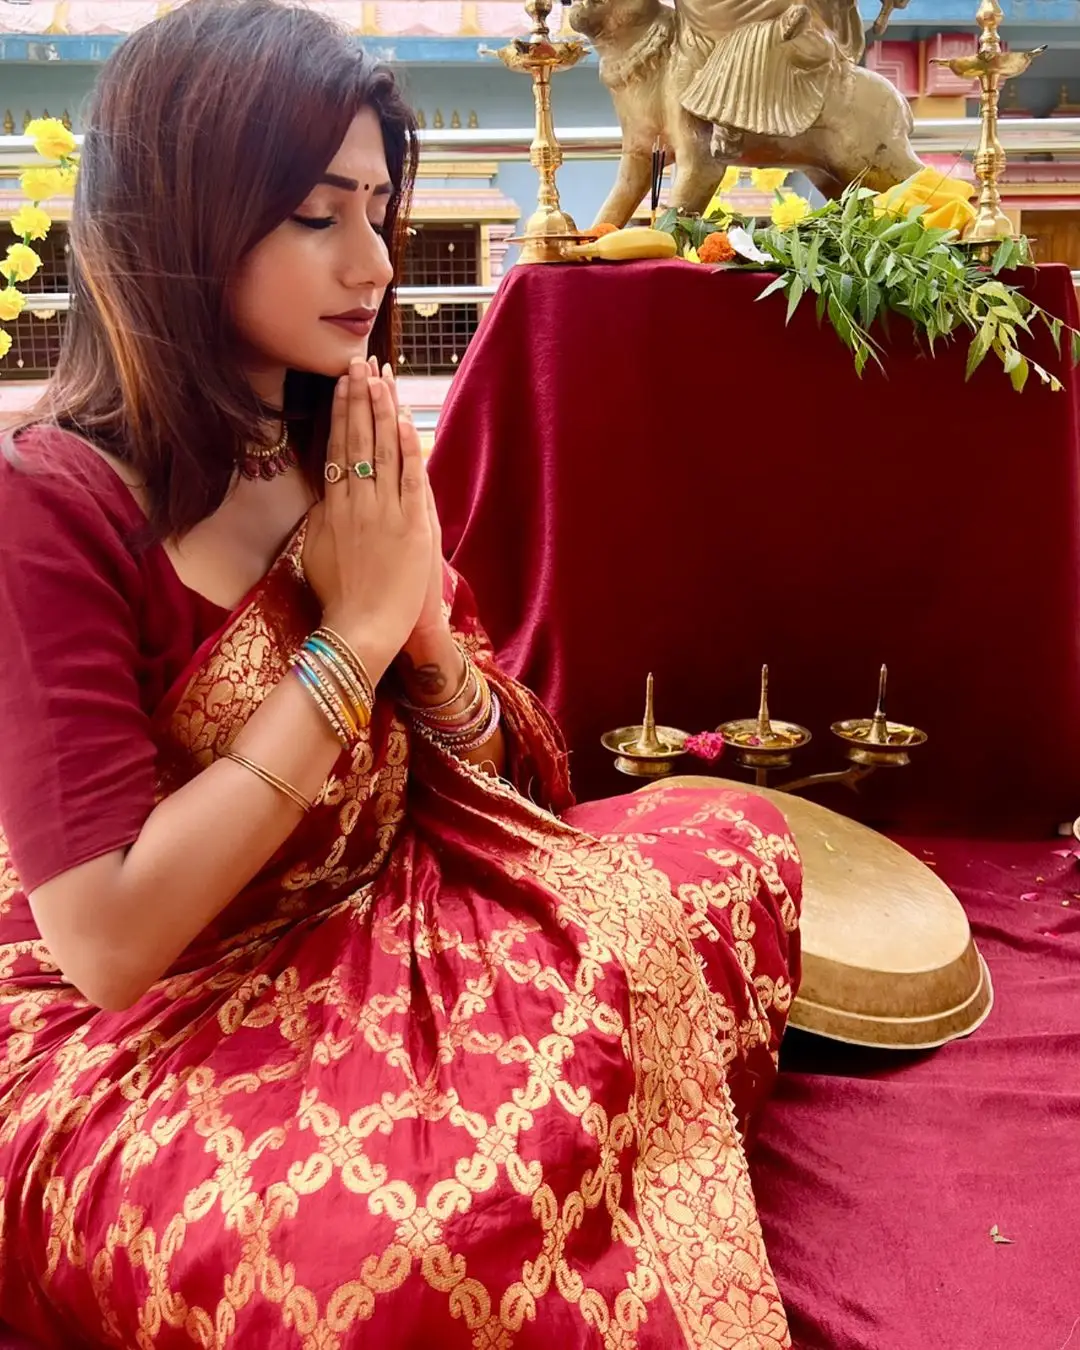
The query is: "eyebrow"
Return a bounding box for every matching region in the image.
[319,173,394,196]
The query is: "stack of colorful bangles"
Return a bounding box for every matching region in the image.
[291,627,375,746]
[291,630,500,759]
[400,649,502,757]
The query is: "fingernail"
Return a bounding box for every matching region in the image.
[382,363,394,381]
[336,376,348,394]
[350,357,366,373]
[402,405,414,422]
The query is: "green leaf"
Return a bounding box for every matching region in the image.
[1072,330,1080,367]
[859,278,882,328]
[785,275,805,324]
[827,293,855,349]
[687,216,710,251]
[654,207,678,235]
[1009,354,1030,393]
[1046,316,1063,356]
[756,271,788,301]
[966,323,994,381]
[1002,346,1021,374]
[991,238,1014,275]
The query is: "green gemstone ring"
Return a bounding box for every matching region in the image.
[353,460,376,481]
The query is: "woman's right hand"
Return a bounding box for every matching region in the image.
[302,359,432,677]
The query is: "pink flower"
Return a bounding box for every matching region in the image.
[685,731,725,763]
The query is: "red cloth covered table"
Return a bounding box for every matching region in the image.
[430,260,1080,834]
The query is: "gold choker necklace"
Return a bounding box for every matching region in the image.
[238,423,297,481]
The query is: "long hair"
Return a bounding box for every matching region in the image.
[16,0,418,538]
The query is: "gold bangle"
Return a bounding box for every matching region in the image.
[399,645,473,714]
[409,664,484,725]
[224,752,312,813]
[315,627,376,705]
[307,638,373,729]
[292,655,353,746]
[304,651,360,738]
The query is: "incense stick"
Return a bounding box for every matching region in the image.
[650,139,664,226]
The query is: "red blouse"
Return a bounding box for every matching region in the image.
[0,427,226,905]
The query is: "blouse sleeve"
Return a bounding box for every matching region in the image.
[0,434,157,893]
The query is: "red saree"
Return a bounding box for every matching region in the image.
[0,527,802,1349]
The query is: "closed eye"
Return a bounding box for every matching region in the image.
[292,215,335,230]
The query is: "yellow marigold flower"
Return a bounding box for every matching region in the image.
[751,168,790,194]
[0,288,25,322]
[25,117,76,161]
[10,204,52,242]
[771,193,812,230]
[719,166,740,193]
[0,328,11,360]
[1,243,42,284]
[19,167,66,204]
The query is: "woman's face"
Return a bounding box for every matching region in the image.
[231,107,395,398]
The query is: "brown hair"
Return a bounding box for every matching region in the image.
[17,0,417,538]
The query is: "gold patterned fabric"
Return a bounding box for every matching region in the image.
[0,532,802,1347]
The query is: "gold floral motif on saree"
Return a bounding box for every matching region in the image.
[0,536,800,1349]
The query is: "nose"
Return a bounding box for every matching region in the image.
[339,220,395,293]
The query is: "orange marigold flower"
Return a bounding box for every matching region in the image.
[582,222,618,241]
[699,231,736,264]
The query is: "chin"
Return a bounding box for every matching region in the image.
[293,344,370,379]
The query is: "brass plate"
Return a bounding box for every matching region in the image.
[655,776,994,1050]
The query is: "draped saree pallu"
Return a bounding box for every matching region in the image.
[0,530,802,1350]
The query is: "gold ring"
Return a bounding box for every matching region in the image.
[324,462,345,484]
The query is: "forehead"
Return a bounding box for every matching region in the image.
[326,107,390,183]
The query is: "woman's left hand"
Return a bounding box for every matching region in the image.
[376,362,450,645]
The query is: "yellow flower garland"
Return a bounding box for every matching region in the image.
[0,118,79,364]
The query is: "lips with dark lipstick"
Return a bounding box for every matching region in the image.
[321,306,378,338]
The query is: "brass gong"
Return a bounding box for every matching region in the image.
[658,776,993,1050]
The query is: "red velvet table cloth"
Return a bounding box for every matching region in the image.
[429,261,1080,834]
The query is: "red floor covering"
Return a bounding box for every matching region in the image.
[755,835,1080,1350]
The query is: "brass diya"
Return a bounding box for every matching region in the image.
[488,0,588,264]
[930,0,1046,263]
[718,665,812,781]
[831,665,927,769]
[653,775,994,1049]
[601,673,688,778]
